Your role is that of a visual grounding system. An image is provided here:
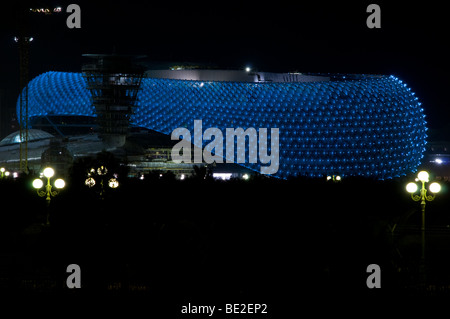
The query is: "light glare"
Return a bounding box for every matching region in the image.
[417,171,429,183]
[85,177,96,187]
[213,173,232,180]
[33,179,44,189]
[429,182,441,193]
[43,167,55,178]
[108,178,119,188]
[54,178,65,189]
[406,182,418,193]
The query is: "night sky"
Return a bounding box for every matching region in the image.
[1,1,449,134]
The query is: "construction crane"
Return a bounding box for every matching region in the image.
[14,35,32,174]
[14,5,62,173]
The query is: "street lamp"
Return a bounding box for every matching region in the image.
[85,166,119,198]
[0,167,10,179]
[405,170,441,273]
[406,170,441,226]
[32,167,65,225]
[326,174,341,182]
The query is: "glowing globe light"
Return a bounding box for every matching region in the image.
[108,178,119,188]
[54,178,65,189]
[417,171,429,183]
[97,166,108,176]
[32,179,44,189]
[406,182,418,193]
[43,167,55,178]
[429,182,441,193]
[85,177,96,187]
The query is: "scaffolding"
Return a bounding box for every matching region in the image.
[82,54,145,147]
[15,8,32,174]
[15,4,63,173]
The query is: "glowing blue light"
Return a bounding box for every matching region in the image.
[18,72,427,179]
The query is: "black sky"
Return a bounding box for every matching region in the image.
[1,1,449,134]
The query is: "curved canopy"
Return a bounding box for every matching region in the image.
[0,129,54,146]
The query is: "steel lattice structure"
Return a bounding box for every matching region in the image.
[18,71,427,179]
[82,54,144,146]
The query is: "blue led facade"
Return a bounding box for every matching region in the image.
[19,71,427,179]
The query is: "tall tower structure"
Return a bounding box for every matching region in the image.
[15,4,62,173]
[15,7,32,173]
[82,54,145,147]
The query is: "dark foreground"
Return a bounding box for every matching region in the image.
[1,170,450,313]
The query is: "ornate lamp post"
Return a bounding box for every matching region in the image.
[85,165,119,199]
[32,167,65,225]
[406,170,441,278]
[0,167,10,179]
[326,174,341,182]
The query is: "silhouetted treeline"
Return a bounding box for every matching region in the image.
[1,159,450,302]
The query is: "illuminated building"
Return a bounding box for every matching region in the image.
[13,70,427,179]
